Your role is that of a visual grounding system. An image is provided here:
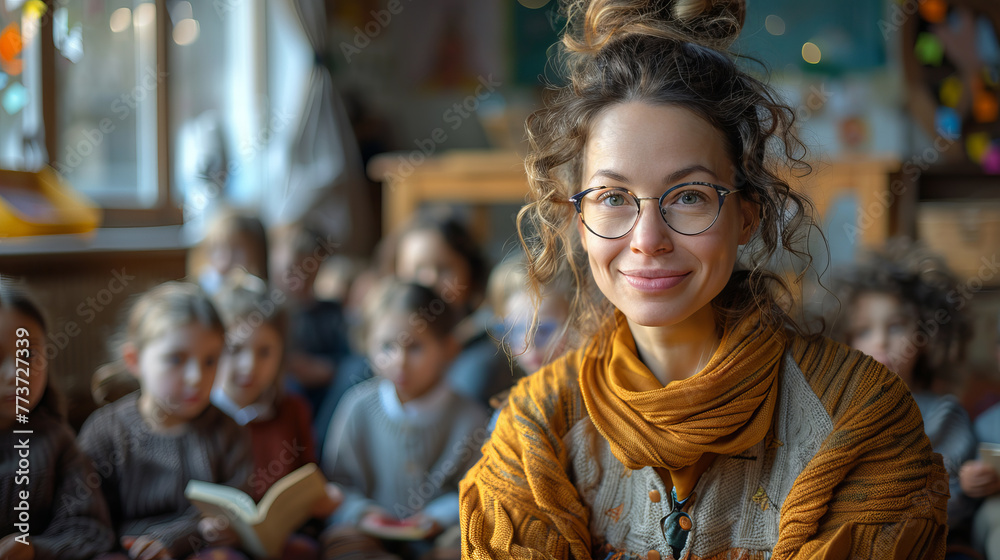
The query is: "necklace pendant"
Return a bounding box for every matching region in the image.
[660,488,692,558]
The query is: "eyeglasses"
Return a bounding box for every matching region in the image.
[569,182,741,239]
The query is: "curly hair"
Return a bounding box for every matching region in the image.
[829,238,972,391]
[516,0,819,341]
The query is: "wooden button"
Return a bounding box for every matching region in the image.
[678,515,692,531]
[648,489,661,503]
[647,550,660,560]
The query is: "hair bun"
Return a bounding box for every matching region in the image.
[563,0,746,56]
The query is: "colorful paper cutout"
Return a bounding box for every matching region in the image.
[23,0,47,21]
[919,0,947,24]
[1,81,27,115]
[982,144,1000,174]
[915,32,945,66]
[973,89,999,123]
[966,132,991,163]
[939,76,963,108]
[935,106,961,138]
[0,23,23,75]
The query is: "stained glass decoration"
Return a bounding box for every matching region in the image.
[0,23,22,75]
[1,81,27,115]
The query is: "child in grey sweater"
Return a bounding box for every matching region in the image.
[321,280,489,560]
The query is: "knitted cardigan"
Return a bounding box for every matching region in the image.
[460,319,949,560]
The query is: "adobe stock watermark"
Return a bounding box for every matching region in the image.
[878,253,999,369]
[184,108,295,221]
[844,132,959,244]
[381,75,503,188]
[339,0,413,63]
[878,0,924,39]
[368,278,468,374]
[38,268,136,370]
[51,67,167,177]
[795,82,833,123]
[390,426,490,520]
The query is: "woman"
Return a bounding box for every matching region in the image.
[459,1,950,559]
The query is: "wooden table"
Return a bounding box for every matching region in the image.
[368,150,530,236]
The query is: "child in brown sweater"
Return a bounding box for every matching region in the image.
[0,285,115,560]
[210,271,342,559]
[79,282,252,560]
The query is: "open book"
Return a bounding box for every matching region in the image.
[185,463,325,559]
[982,443,1000,472]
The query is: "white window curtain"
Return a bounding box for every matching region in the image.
[263,0,371,252]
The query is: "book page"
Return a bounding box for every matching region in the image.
[982,443,1000,472]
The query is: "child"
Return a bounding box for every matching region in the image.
[961,312,1000,559]
[488,255,573,375]
[0,285,115,560]
[211,271,342,559]
[832,239,978,533]
[484,255,573,430]
[321,280,489,560]
[192,207,270,295]
[384,211,513,407]
[270,222,354,446]
[78,282,252,560]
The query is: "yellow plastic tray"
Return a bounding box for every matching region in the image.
[0,167,101,237]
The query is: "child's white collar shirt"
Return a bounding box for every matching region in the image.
[210,387,276,426]
[378,378,452,426]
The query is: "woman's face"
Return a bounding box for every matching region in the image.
[848,291,919,385]
[577,102,754,329]
[396,230,473,309]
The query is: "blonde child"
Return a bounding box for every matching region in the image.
[78,282,252,560]
[0,285,115,560]
[192,207,269,295]
[488,255,573,376]
[832,239,977,534]
[211,271,342,559]
[321,280,489,560]
[484,255,573,430]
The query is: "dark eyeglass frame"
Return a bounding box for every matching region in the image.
[568,181,741,239]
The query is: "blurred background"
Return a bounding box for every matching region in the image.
[0,0,998,429]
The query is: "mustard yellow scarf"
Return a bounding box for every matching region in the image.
[580,311,786,499]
